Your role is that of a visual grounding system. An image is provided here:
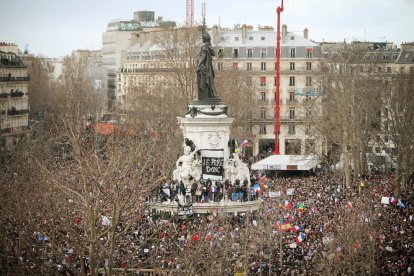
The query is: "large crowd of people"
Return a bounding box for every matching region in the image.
[2,167,413,275]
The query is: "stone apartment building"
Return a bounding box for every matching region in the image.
[102,10,176,109]
[0,43,30,161]
[319,41,414,170]
[114,24,324,156]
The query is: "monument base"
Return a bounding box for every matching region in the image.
[148,199,263,215]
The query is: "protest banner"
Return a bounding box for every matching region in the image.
[202,149,224,180]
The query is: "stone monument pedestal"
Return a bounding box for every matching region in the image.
[178,104,233,161]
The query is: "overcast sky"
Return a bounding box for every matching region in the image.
[1,0,413,57]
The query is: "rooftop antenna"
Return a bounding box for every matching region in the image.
[186,0,194,27]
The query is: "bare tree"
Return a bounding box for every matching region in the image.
[381,71,414,194]
[312,43,384,187]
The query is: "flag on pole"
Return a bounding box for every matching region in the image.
[397,198,406,208]
[240,139,249,147]
[280,222,293,231]
[234,140,239,153]
[252,183,261,192]
[284,200,292,210]
[292,225,302,232]
[295,232,305,244]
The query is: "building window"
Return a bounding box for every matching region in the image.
[306,76,312,86]
[261,62,266,71]
[217,62,223,71]
[288,124,295,134]
[289,108,295,120]
[384,135,389,143]
[261,36,265,41]
[260,124,267,134]
[247,49,253,58]
[261,49,267,58]
[290,62,295,71]
[218,49,224,58]
[290,48,296,58]
[290,36,295,40]
[261,92,266,102]
[289,76,295,86]
[260,76,266,86]
[260,108,266,119]
[289,93,295,102]
[235,36,239,41]
[233,49,239,58]
[274,76,277,87]
[400,67,405,74]
[387,67,391,73]
[384,122,389,131]
[410,67,414,73]
[306,62,312,71]
[246,76,252,86]
[375,147,381,154]
[306,48,313,58]
[247,62,252,71]
[305,92,312,102]
[233,62,238,70]
[249,36,253,41]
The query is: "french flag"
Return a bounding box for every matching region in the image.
[292,225,302,232]
[253,183,261,192]
[389,196,397,204]
[240,139,249,147]
[295,232,305,244]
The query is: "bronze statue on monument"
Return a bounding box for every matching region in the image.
[191,17,223,106]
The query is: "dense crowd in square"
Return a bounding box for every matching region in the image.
[2,168,413,275]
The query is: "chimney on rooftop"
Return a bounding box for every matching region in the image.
[282,24,287,44]
[304,28,309,40]
[242,24,248,44]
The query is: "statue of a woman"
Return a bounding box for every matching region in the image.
[197,32,217,100]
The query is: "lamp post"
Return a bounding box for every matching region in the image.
[274,0,284,155]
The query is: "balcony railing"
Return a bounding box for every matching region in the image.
[7,109,29,116]
[0,125,31,136]
[0,76,30,82]
[0,91,26,100]
[118,68,173,73]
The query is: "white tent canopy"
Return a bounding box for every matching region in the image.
[251,155,320,171]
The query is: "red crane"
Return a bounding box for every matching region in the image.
[274,0,284,155]
[186,0,194,27]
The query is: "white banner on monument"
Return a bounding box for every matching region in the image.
[202,149,224,181]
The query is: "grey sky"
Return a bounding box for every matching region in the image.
[1,0,413,57]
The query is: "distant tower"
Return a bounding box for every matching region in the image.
[186,0,194,27]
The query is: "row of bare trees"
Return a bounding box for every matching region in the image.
[307,43,414,193]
